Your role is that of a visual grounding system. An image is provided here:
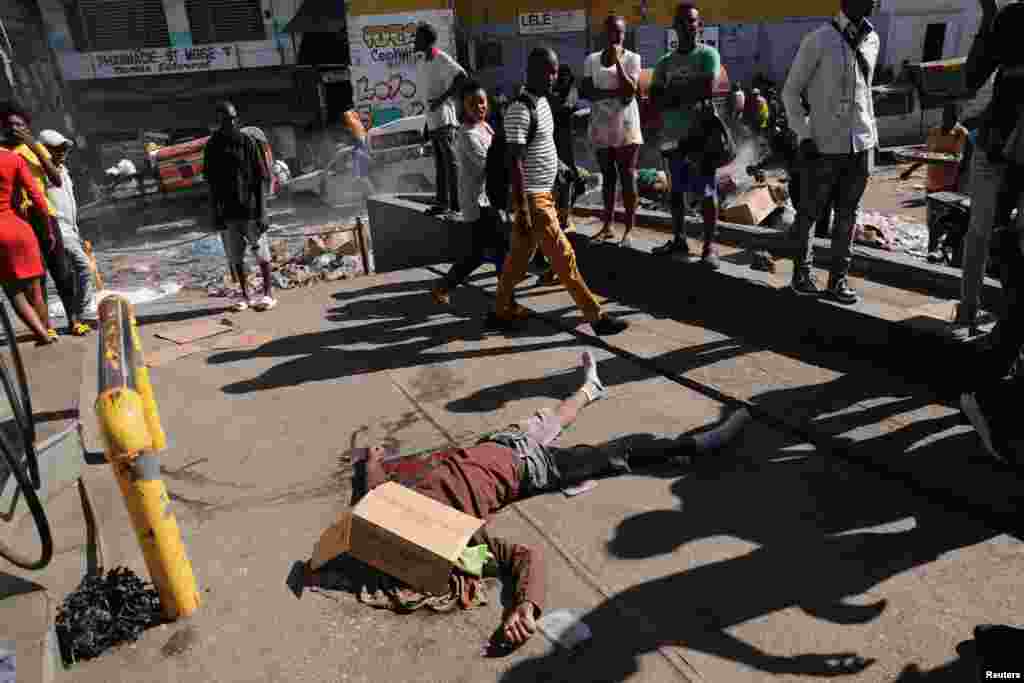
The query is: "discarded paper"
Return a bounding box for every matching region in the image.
[210,332,273,350]
[562,480,598,497]
[537,608,592,650]
[155,320,233,345]
[146,343,202,368]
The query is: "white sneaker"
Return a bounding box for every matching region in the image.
[254,295,278,311]
[232,299,251,312]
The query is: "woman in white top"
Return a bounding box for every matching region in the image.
[581,15,643,245]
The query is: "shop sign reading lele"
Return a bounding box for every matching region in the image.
[91,44,239,79]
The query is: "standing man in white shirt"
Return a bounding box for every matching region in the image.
[414,22,467,217]
[782,0,880,305]
[39,130,96,331]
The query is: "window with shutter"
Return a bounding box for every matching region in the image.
[75,0,170,50]
[186,0,266,45]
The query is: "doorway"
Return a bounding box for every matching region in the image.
[922,23,946,63]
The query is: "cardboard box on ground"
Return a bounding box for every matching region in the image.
[311,482,485,595]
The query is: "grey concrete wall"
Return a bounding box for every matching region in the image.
[366,195,475,273]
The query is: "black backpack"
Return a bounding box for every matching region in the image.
[486,93,539,211]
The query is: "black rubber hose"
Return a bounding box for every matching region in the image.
[0,302,37,487]
[0,303,52,570]
[0,423,52,569]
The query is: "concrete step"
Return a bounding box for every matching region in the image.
[366,193,994,395]
[0,579,63,683]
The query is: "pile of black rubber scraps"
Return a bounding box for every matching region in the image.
[55,567,164,665]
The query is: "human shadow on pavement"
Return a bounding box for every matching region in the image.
[447,338,752,413]
[892,639,977,681]
[208,283,571,394]
[501,420,1002,683]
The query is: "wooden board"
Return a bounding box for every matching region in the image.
[210,332,273,350]
[146,343,202,368]
[154,320,233,345]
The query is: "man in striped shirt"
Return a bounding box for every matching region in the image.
[491,48,628,336]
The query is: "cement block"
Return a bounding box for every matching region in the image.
[365,194,473,273]
[0,585,62,683]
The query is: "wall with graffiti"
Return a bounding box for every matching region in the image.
[347,9,455,128]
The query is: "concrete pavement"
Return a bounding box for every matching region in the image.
[1,235,1021,681]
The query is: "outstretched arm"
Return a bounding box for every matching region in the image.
[479,529,545,646]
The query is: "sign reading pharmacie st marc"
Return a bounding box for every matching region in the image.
[90,44,239,79]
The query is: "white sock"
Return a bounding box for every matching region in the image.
[581,351,606,403]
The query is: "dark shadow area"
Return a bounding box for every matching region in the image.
[209,282,572,394]
[0,570,44,600]
[135,304,233,326]
[893,640,977,681]
[447,339,752,413]
[501,417,1005,682]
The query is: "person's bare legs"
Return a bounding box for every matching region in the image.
[5,280,51,343]
[618,145,640,245]
[594,149,617,242]
[554,350,607,429]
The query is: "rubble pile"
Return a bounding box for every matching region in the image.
[854,210,929,257]
[203,230,366,298]
[55,567,164,665]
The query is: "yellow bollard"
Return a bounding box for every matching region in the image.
[94,295,201,620]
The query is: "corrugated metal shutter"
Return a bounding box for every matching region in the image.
[78,0,170,50]
[186,0,266,45]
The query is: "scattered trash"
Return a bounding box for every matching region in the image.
[146,343,202,368]
[537,608,592,650]
[55,567,163,665]
[185,237,226,258]
[562,479,598,497]
[155,320,233,345]
[456,544,495,577]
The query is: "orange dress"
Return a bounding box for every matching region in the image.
[0,148,48,280]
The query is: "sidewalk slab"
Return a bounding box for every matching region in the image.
[22,264,1020,683]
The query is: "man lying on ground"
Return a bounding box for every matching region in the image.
[306,351,748,649]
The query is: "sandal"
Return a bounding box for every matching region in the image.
[71,322,91,336]
[592,227,616,242]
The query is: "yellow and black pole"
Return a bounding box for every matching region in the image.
[94,295,200,620]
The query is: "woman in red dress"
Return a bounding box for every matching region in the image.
[0,139,54,345]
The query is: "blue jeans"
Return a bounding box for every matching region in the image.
[61,230,96,319]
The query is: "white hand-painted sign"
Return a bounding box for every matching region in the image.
[518,10,587,35]
[91,44,239,79]
[348,9,454,127]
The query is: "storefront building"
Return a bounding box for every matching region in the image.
[33,0,325,172]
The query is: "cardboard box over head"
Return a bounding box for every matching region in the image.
[310,482,485,595]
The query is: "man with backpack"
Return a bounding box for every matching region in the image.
[649,2,726,269]
[489,47,629,336]
[781,0,880,305]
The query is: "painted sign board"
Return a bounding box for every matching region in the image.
[91,44,239,79]
[518,10,587,35]
[348,10,455,127]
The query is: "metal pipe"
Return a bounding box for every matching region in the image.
[95,295,200,620]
